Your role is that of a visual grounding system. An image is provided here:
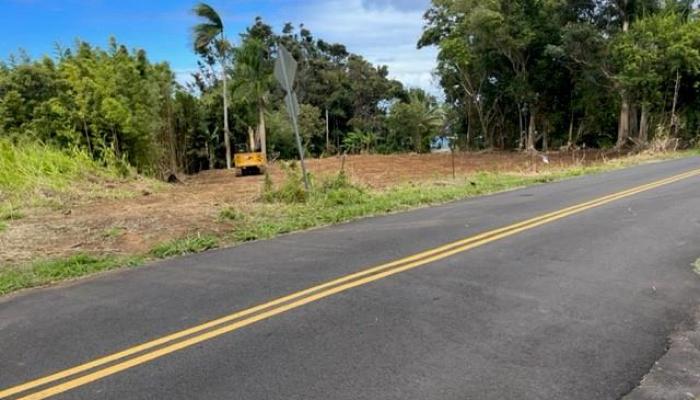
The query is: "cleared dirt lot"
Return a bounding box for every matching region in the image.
[0,150,616,265]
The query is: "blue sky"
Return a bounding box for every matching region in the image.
[0,0,439,93]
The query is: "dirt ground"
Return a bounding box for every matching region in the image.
[0,150,618,265]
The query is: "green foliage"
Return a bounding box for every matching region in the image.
[219,207,245,222]
[318,177,366,207]
[267,109,297,158]
[150,234,219,258]
[0,18,412,175]
[0,254,143,295]
[343,130,376,154]
[298,104,325,151]
[3,2,699,181]
[421,0,700,149]
[266,104,326,158]
[234,150,693,244]
[261,161,308,203]
[192,3,225,57]
[611,11,700,140]
[234,171,553,242]
[0,203,24,221]
[0,39,175,172]
[0,138,127,212]
[386,89,444,152]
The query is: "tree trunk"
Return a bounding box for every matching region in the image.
[499,112,506,149]
[670,69,681,137]
[258,105,267,160]
[248,126,255,150]
[629,106,638,139]
[222,76,232,169]
[167,95,177,173]
[567,111,574,148]
[83,119,93,156]
[518,105,525,150]
[205,141,212,170]
[616,6,630,150]
[221,34,232,170]
[465,103,472,151]
[527,111,536,152]
[639,103,649,144]
[616,94,630,149]
[542,130,549,153]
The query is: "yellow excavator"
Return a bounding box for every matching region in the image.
[234,128,266,176]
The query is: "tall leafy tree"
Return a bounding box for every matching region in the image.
[232,37,274,159]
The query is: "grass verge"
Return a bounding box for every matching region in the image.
[150,234,220,259]
[227,172,546,242]
[1,149,698,296]
[222,150,699,242]
[1,234,218,296]
[0,254,144,296]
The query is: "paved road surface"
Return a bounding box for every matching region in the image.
[2,157,700,400]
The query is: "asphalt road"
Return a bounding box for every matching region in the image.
[2,157,700,400]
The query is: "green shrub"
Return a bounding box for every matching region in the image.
[219,207,246,222]
[262,161,309,203]
[150,234,219,258]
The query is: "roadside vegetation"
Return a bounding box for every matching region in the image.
[2,2,700,180]
[1,149,696,296]
[0,138,150,220]
[221,151,698,243]
[150,234,219,259]
[1,1,700,295]
[0,254,143,296]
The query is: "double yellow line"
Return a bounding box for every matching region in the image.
[4,167,700,400]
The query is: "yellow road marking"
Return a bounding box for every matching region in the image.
[4,168,700,400]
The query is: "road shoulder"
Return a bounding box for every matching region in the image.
[625,307,700,400]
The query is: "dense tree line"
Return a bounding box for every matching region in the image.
[419,0,700,151]
[2,1,699,177]
[0,11,441,175]
[0,39,175,173]
[184,15,430,172]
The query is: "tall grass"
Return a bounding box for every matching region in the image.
[0,138,128,215]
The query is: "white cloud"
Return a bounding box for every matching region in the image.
[361,0,428,12]
[298,0,441,97]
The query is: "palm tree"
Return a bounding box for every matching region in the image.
[408,90,444,152]
[232,38,274,159]
[192,3,232,169]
